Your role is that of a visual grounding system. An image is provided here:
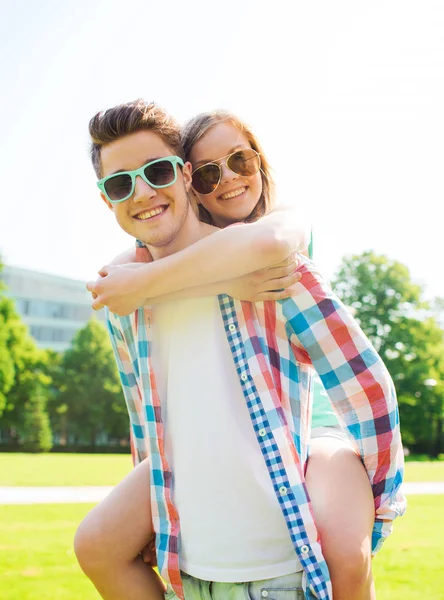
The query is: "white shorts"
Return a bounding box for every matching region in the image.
[310,425,356,450]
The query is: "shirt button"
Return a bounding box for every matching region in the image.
[301,545,309,554]
[259,428,266,437]
[279,485,287,495]
[241,373,248,382]
[261,592,269,598]
[228,323,236,332]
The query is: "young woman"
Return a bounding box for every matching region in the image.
[77,111,375,600]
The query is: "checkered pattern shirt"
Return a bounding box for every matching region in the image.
[106,253,406,600]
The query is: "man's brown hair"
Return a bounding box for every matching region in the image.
[89,99,185,178]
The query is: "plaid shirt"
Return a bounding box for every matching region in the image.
[106,254,406,600]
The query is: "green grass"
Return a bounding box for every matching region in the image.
[372,496,444,599]
[0,497,442,600]
[0,504,99,600]
[402,460,444,482]
[1,453,444,486]
[0,453,132,486]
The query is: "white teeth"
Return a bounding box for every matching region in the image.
[135,206,166,220]
[220,187,246,200]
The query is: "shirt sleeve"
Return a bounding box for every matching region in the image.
[282,256,407,553]
[106,309,149,467]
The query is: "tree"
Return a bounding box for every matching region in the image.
[0,259,15,416]
[0,257,54,450]
[0,309,55,450]
[333,251,444,455]
[20,383,53,452]
[58,319,128,447]
[0,296,16,417]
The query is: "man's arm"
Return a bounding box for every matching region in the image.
[106,310,148,466]
[283,256,406,554]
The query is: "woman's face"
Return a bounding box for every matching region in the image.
[189,121,263,228]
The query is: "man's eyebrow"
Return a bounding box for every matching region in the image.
[109,156,163,176]
[193,145,249,168]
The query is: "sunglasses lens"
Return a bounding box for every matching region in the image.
[144,160,176,187]
[192,164,220,194]
[104,174,133,201]
[227,149,260,177]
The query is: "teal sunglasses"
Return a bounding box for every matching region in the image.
[97,155,184,204]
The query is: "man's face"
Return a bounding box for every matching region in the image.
[100,130,192,248]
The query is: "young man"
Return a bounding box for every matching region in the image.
[82,100,405,600]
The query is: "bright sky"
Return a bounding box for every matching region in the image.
[1,0,443,299]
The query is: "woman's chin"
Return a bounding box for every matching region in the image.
[224,203,258,223]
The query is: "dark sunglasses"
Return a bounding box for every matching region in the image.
[191,148,261,195]
[97,156,184,204]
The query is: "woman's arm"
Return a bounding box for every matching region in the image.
[88,256,302,315]
[89,208,309,312]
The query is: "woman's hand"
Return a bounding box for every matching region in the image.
[226,254,302,302]
[86,263,150,316]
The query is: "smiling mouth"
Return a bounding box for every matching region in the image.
[219,187,247,201]
[134,206,168,220]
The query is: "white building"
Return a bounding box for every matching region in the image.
[1,265,104,352]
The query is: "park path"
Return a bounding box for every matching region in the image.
[1,482,444,504]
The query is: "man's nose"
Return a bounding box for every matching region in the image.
[133,175,157,203]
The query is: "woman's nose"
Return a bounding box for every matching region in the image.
[220,161,238,184]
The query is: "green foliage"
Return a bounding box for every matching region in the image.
[0,256,53,447]
[58,319,128,446]
[0,316,53,441]
[333,251,444,455]
[20,387,53,452]
[0,297,16,416]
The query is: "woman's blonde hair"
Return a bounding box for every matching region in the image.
[181,110,275,225]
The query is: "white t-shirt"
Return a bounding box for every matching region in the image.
[151,296,301,582]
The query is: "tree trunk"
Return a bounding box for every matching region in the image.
[432,415,443,458]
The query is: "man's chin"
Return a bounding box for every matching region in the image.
[135,232,175,249]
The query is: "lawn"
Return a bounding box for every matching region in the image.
[1,453,443,486]
[0,503,99,600]
[0,453,133,486]
[372,495,444,599]
[402,460,444,483]
[0,496,442,600]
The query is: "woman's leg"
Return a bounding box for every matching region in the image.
[74,458,165,600]
[305,434,376,600]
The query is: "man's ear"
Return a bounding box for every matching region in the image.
[182,161,193,192]
[100,193,114,211]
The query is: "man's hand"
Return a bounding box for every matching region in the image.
[86,263,150,316]
[226,254,302,302]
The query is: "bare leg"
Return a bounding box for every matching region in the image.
[305,437,376,600]
[74,458,165,600]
